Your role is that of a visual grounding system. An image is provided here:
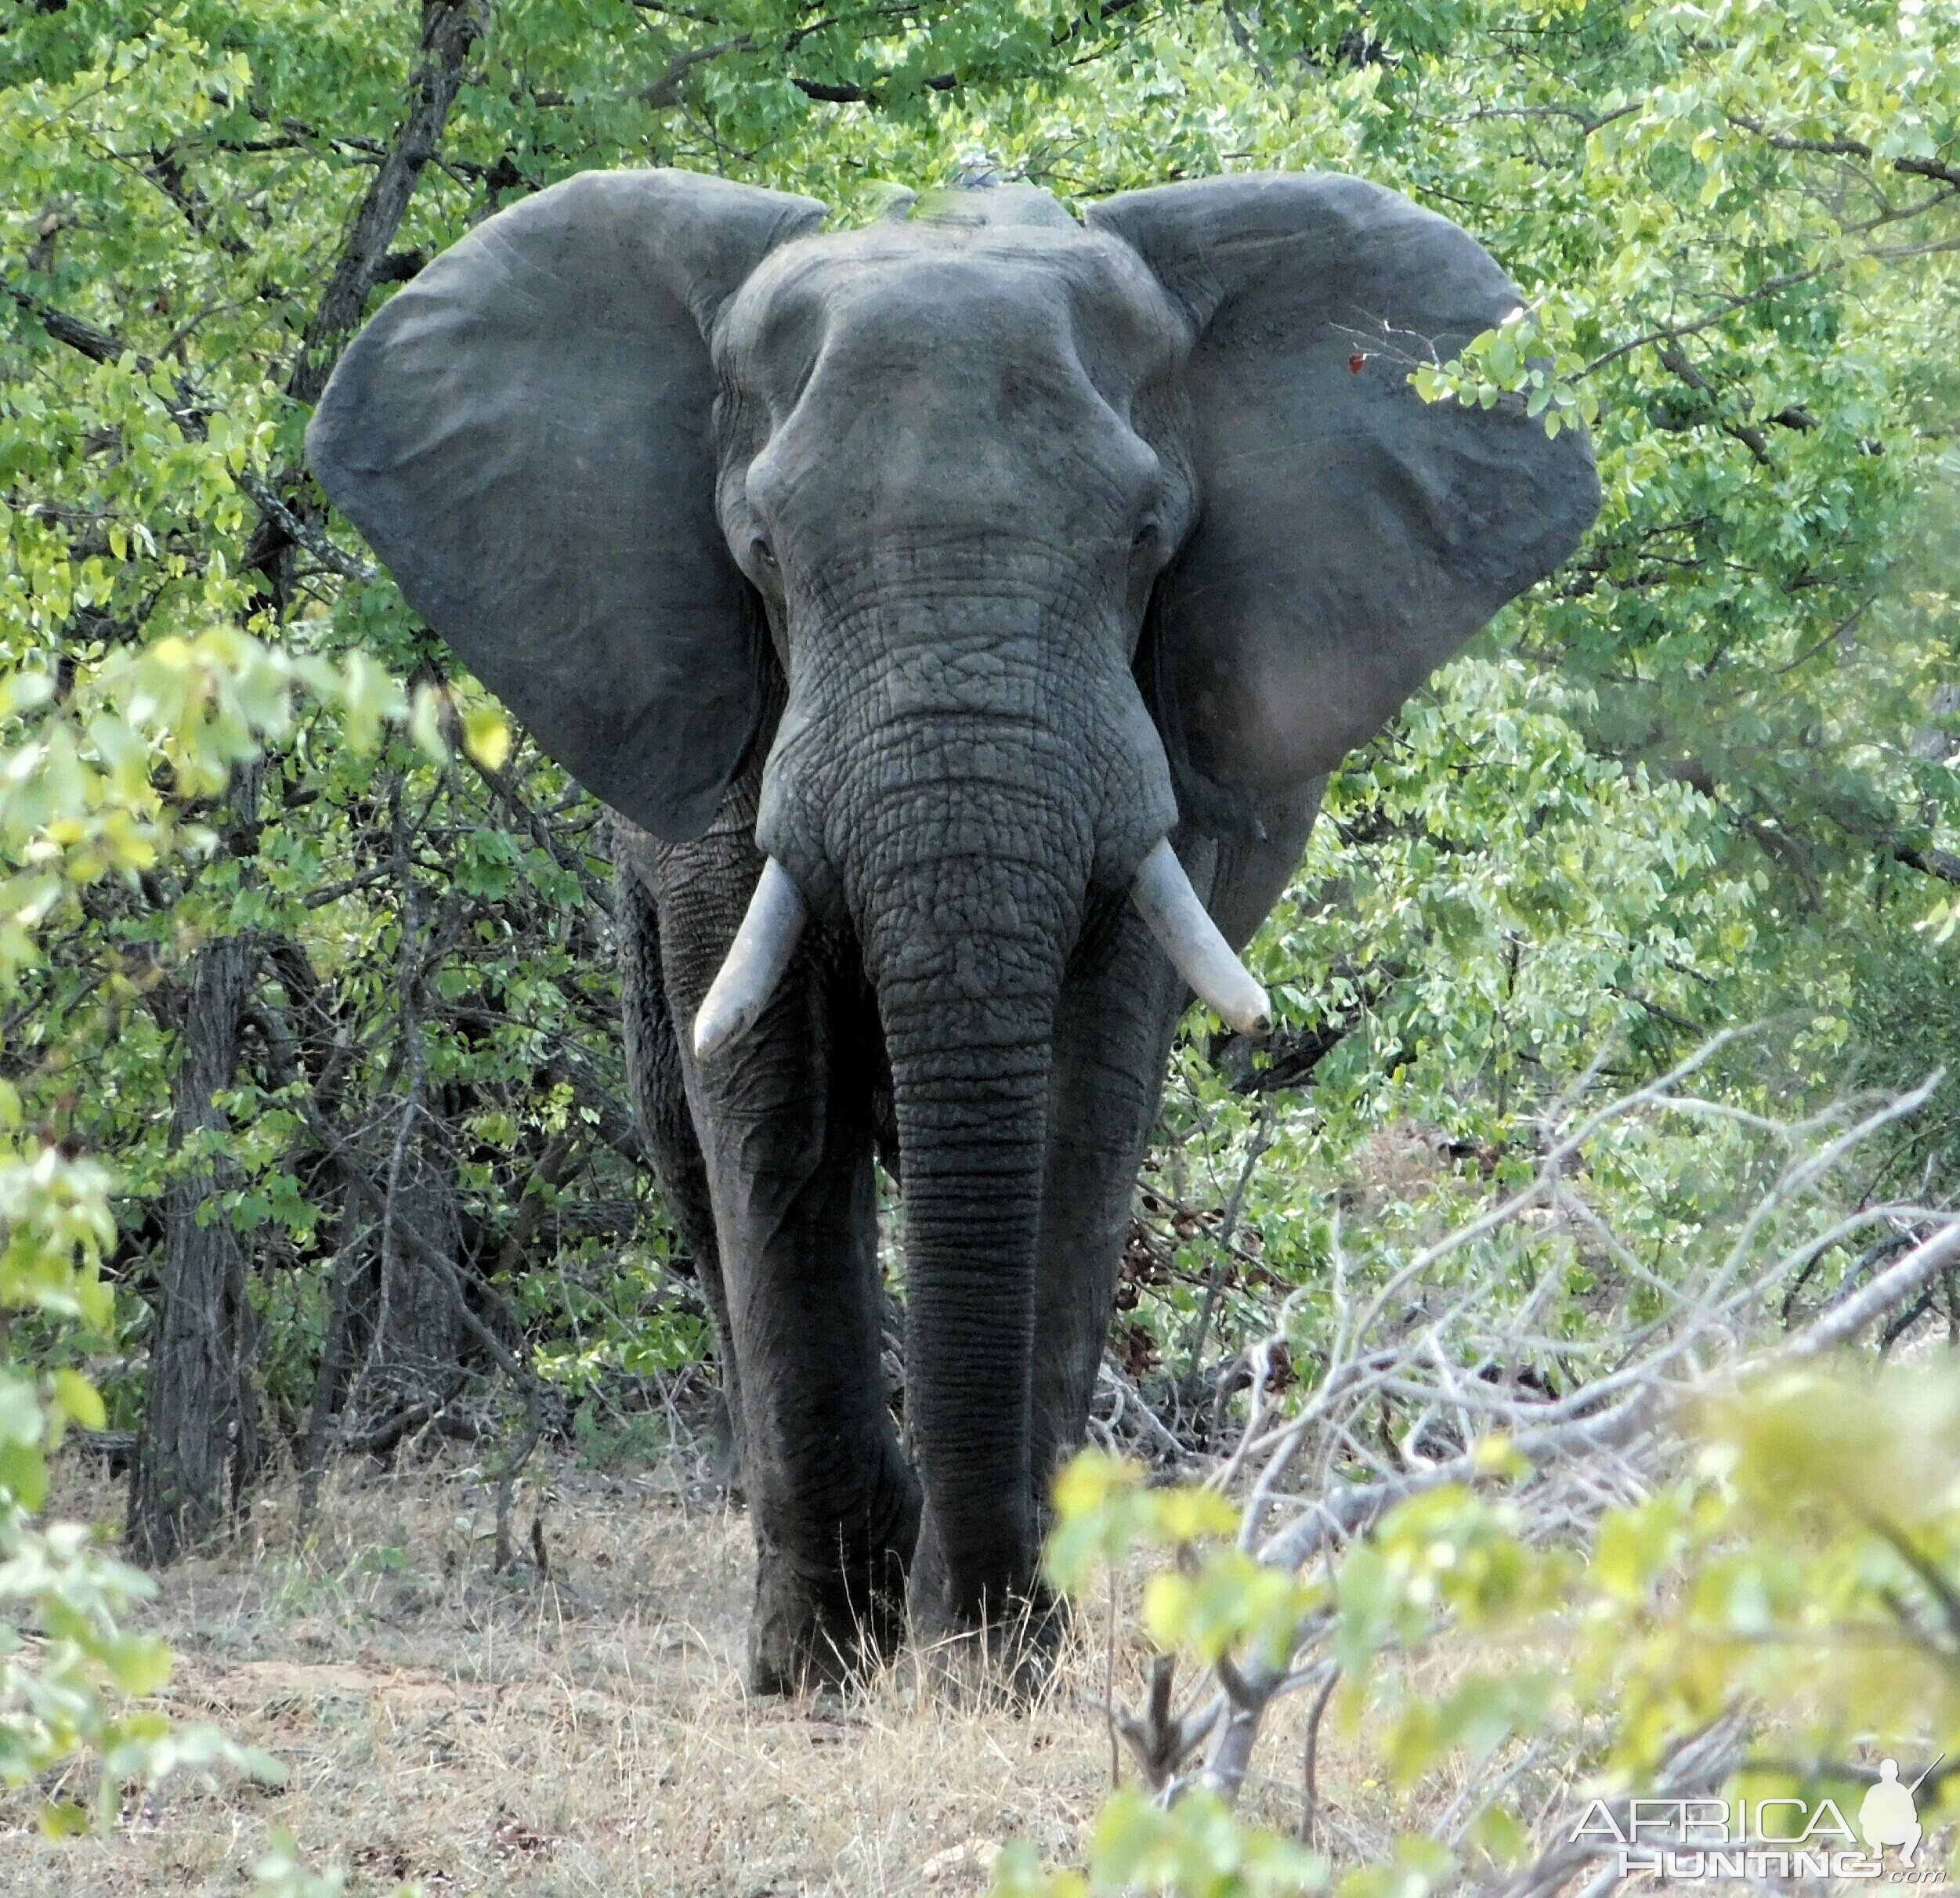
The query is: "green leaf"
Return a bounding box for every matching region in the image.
[52,1368,106,1432]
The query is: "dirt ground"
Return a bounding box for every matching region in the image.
[2,1446,1278,1897]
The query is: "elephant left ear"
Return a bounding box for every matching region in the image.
[1087,172,1600,812]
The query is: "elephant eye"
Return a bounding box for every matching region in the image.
[751,537,778,571]
[1131,523,1158,555]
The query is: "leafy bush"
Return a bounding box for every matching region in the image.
[1000,1066,1960,1896]
[0,628,400,1873]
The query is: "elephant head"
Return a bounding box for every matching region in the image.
[308,167,1597,1625]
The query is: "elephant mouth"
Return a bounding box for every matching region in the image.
[690,835,1268,1061]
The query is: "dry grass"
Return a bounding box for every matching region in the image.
[2,1445,1304,1898]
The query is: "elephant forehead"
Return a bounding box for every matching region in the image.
[718,219,1188,396]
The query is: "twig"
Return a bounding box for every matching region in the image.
[235,468,377,583]
[1168,1047,1958,1812]
[1299,1664,1339,1846]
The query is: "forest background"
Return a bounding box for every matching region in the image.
[2,0,1959,1890]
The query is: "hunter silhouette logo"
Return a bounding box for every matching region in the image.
[1860,1759,1933,1867]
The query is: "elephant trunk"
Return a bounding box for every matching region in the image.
[883,979,1056,1625]
[845,756,1090,1629]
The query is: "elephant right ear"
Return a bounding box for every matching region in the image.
[306,168,826,840]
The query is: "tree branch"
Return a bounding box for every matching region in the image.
[235,468,378,582]
[635,0,1143,112]
[251,0,486,592]
[5,284,130,367]
[1727,114,1960,192]
[1582,268,1821,378]
[1657,340,1773,465]
[1889,841,1960,886]
[288,0,486,409]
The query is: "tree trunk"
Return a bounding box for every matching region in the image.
[373,1119,465,1401]
[128,935,262,1566]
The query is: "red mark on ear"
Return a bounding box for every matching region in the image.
[1348,354,1368,374]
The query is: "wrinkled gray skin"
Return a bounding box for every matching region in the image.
[307,168,1598,1692]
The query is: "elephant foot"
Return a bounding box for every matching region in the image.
[906,1510,1061,1702]
[746,1534,912,1697]
[913,1600,1065,1705]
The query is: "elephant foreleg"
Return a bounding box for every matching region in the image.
[1029,792,1322,1502]
[653,822,921,1694]
[615,824,743,1480]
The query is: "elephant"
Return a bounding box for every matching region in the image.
[306,164,1599,1692]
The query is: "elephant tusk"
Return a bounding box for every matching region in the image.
[692,857,808,1061]
[1129,837,1271,1037]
